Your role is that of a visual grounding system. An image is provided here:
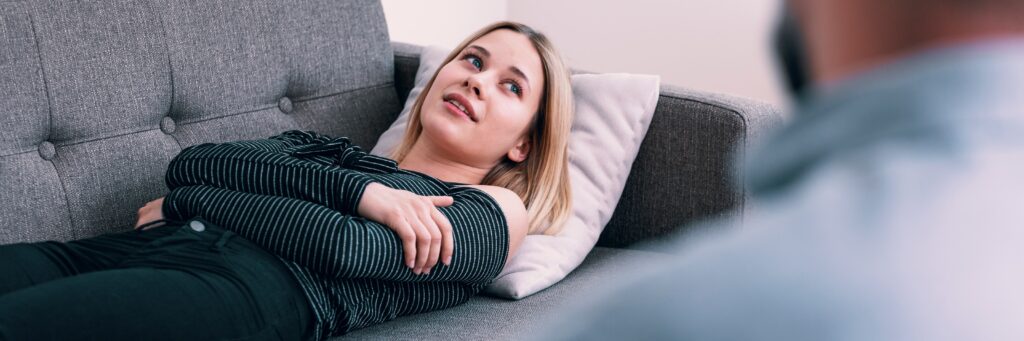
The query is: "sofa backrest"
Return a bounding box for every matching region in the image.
[0,0,401,243]
[392,45,783,250]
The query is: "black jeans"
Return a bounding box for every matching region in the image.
[0,218,313,341]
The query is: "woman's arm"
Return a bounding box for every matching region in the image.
[210,129,341,157]
[467,185,528,268]
[165,130,380,215]
[162,185,508,284]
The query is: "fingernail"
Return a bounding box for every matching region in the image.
[444,256,452,265]
[407,260,414,269]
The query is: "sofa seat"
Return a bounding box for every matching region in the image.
[341,247,669,340]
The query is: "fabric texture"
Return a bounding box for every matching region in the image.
[599,84,783,249]
[370,45,660,299]
[0,0,400,244]
[161,130,510,340]
[343,246,668,340]
[0,219,313,340]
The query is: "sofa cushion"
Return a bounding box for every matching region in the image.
[339,247,669,340]
[0,0,401,243]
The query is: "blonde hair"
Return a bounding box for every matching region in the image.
[391,21,573,236]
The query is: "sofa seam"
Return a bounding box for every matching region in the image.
[152,0,182,151]
[5,83,397,151]
[26,2,77,236]
[25,5,52,145]
[394,52,418,61]
[176,83,393,127]
[290,82,393,104]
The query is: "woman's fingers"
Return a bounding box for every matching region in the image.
[364,188,455,275]
[413,210,432,274]
[396,218,418,270]
[428,196,454,207]
[421,207,442,274]
[426,196,454,267]
[134,197,165,229]
[431,207,454,266]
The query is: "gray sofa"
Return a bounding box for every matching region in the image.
[0,0,781,339]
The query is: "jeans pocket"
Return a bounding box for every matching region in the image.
[118,227,195,261]
[117,226,238,275]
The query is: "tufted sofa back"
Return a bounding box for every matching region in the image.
[0,0,402,243]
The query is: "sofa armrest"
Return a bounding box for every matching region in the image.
[391,42,785,250]
[392,42,423,105]
[599,86,782,250]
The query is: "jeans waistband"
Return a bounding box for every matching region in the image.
[134,218,191,232]
[136,217,234,248]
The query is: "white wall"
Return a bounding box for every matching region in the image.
[382,0,785,107]
[381,0,508,48]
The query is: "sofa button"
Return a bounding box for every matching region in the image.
[160,116,176,134]
[38,141,56,160]
[278,97,293,114]
[189,220,206,232]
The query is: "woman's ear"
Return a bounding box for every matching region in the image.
[506,136,531,163]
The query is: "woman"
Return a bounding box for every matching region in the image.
[0,21,572,340]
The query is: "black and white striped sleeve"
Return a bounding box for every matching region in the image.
[162,185,509,284]
[215,130,334,156]
[165,131,377,215]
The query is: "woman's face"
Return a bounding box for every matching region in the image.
[418,29,545,168]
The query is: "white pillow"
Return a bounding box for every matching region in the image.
[371,45,660,299]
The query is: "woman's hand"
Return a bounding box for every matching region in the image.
[134,197,165,230]
[357,183,454,275]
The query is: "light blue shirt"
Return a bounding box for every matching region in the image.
[535,39,1024,340]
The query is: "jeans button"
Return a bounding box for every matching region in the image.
[189,220,206,232]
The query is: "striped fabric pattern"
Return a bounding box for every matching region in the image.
[160,130,510,340]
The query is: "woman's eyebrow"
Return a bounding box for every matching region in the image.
[468,44,531,90]
[510,67,531,90]
[467,45,491,57]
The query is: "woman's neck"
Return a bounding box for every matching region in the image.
[398,139,489,185]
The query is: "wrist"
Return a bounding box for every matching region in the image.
[355,182,384,217]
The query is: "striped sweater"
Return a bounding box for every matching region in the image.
[159,130,510,340]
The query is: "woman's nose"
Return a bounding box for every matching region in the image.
[464,73,488,99]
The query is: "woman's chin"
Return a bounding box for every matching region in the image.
[421,120,466,147]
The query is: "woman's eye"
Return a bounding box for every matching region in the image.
[465,55,482,70]
[505,82,522,96]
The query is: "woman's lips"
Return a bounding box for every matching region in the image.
[444,101,474,122]
[442,93,477,122]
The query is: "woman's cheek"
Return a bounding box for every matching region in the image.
[498,103,532,133]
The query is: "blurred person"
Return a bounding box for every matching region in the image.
[534,0,1024,340]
